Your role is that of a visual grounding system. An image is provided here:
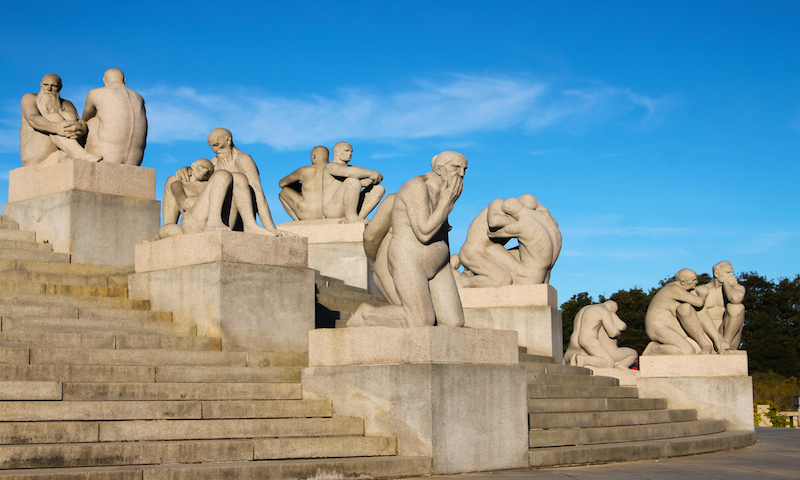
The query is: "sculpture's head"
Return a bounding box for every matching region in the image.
[310,146,330,165]
[712,261,735,282]
[39,74,62,94]
[675,268,698,290]
[191,158,214,182]
[519,194,540,210]
[432,150,467,181]
[501,197,523,216]
[208,128,233,154]
[333,142,352,163]
[103,68,125,86]
[603,300,619,313]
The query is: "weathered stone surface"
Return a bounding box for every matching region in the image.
[637,376,754,431]
[134,231,307,273]
[0,401,201,421]
[278,219,365,243]
[458,283,558,308]
[129,262,314,354]
[639,351,749,377]
[62,382,299,401]
[200,399,327,419]
[463,304,563,362]
[309,326,518,366]
[0,421,98,444]
[0,381,61,400]
[254,436,396,459]
[8,160,155,203]
[0,365,155,383]
[155,366,301,383]
[303,362,528,475]
[3,190,160,267]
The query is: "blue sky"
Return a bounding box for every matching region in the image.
[1,1,798,303]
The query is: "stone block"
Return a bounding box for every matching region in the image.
[134,231,307,273]
[129,262,315,354]
[8,159,155,202]
[303,363,528,475]
[308,326,519,366]
[637,376,754,431]
[587,367,641,386]
[3,190,160,267]
[460,285,562,362]
[279,220,368,289]
[639,351,749,377]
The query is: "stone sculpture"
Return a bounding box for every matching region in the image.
[82,68,148,165]
[322,142,385,223]
[278,146,328,221]
[20,73,99,166]
[175,128,293,236]
[643,268,730,355]
[696,261,746,350]
[563,300,638,369]
[152,159,279,240]
[347,151,468,328]
[456,194,561,287]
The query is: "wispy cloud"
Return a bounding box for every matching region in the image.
[562,227,694,237]
[0,74,673,153]
[737,231,800,253]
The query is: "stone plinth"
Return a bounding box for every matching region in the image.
[459,284,563,363]
[129,232,314,354]
[3,161,159,267]
[636,351,753,431]
[586,367,640,386]
[303,327,529,475]
[278,220,369,290]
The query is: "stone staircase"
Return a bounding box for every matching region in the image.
[0,217,430,479]
[522,351,756,467]
[314,272,389,328]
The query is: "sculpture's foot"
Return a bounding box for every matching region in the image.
[74,151,102,163]
[141,235,160,244]
[569,354,578,366]
[346,303,376,327]
[339,217,369,225]
[699,345,715,355]
[205,222,231,233]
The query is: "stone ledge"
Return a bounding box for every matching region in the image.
[9,159,155,202]
[134,231,308,273]
[458,283,558,308]
[309,326,518,366]
[639,351,749,377]
[278,219,365,244]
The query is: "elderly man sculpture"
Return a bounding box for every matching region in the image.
[322,142,385,223]
[347,151,468,328]
[20,74,99,166]
[81,68,148,165]
[278,146,329,221]
[457,194,561,287]
[643,268,730,355]
[563,300,638,369]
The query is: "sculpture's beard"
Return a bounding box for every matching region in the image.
[37,91,62,115]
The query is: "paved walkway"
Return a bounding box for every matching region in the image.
[409,428,800,480]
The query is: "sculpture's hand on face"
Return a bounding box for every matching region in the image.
[175,167,192,182]
[441,170,464,206]
[723,275,739,287]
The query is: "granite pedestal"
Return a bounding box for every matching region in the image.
[459,284,563,362]
[2,160,159,267]
[302,327,529,475]
[129,231,314,353]
[637,351,754,431]
[278,219,370,290]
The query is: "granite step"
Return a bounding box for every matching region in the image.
[522,362,592,376]
[0,455,432,479]
[2,317,193,337]
[0,281,127,299]
[0,292,148,310]
[0,381,61,400]
[529,419,726,447]
[155,365,301,383]
[528,373,619,386]
[1,331,215,352]
[0,239,51,253]
[528,397,668,413]
[28,347,246,367]
[0,249,70,264]
[529,408,698,429]
[0,217,20,230]
[61,382,301,401]
[0,231,35,243]
[0,365,157,383]
[12,260,132,277]
[527,384,640,399]
[0,270,126,288]
[528,430,756,467]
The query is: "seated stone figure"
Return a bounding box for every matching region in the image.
[322,142,385,223]
[457,194,561,287]
[20,73,100,166]
[564,300,638,369]
[696,261,746,350]
[81,68,148,166]
[152,159,279,240]
[175,128,294,237]
[347,151,468,328]
[643,269,730,355]
[278,146,328,221]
